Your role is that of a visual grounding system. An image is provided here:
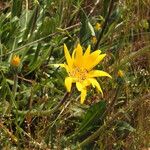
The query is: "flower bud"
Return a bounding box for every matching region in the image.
[11,55,20,67]
[91,36,97,44]
[95,23,101,31]
[118,70,124,78]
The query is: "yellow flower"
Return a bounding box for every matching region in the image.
[118,70,124,77]
[91,36,97,44]
[11,55,20,67]
[59,44,111,104]
[95,23,101,31]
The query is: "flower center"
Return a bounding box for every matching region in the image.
[69,66,88,81]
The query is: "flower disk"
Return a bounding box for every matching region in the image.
[60,44,111,104]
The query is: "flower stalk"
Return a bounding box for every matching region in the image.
[12,72,18,100]
[11,55,21,108]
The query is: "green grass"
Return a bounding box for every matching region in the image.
[0,0,150,149]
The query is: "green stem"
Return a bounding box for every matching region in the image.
[12,72,18,109]
[94,0,115,50]
[13,73,18,98]
[0,23,80,58]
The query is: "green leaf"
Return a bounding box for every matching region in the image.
[11,0,23,18]
[23,5,40,41]
[29,44,41,66]
[88,21,95,36]
[27,45,50,74]
[103,0,111,17]
[77,100,106,137]
[79,11,90,43]
[36,17,56,40]
[116,121,135,132]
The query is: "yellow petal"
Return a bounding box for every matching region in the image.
[83,50,102,70]
[83,79,91,87]
[84,45,91,57]
[80,89,87,104]
[76,43,83,59]
[88,70,112,78]
[88,54,106,70]
[74,44,84,67]
[76,82,83,91]
[64,44,72,66]
[72,48,76,62]
[88,78,103,96]
[65,77,73,92]
[56,63,71,74]
[90,50,102,58]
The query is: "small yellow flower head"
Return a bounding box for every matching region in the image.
[58,43,112,104]
[118,70,124,77]
[11,55,20,67]
[91,36,97,44]
[95,23,101,31]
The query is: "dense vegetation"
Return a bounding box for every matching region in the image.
[0,0,150,149]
